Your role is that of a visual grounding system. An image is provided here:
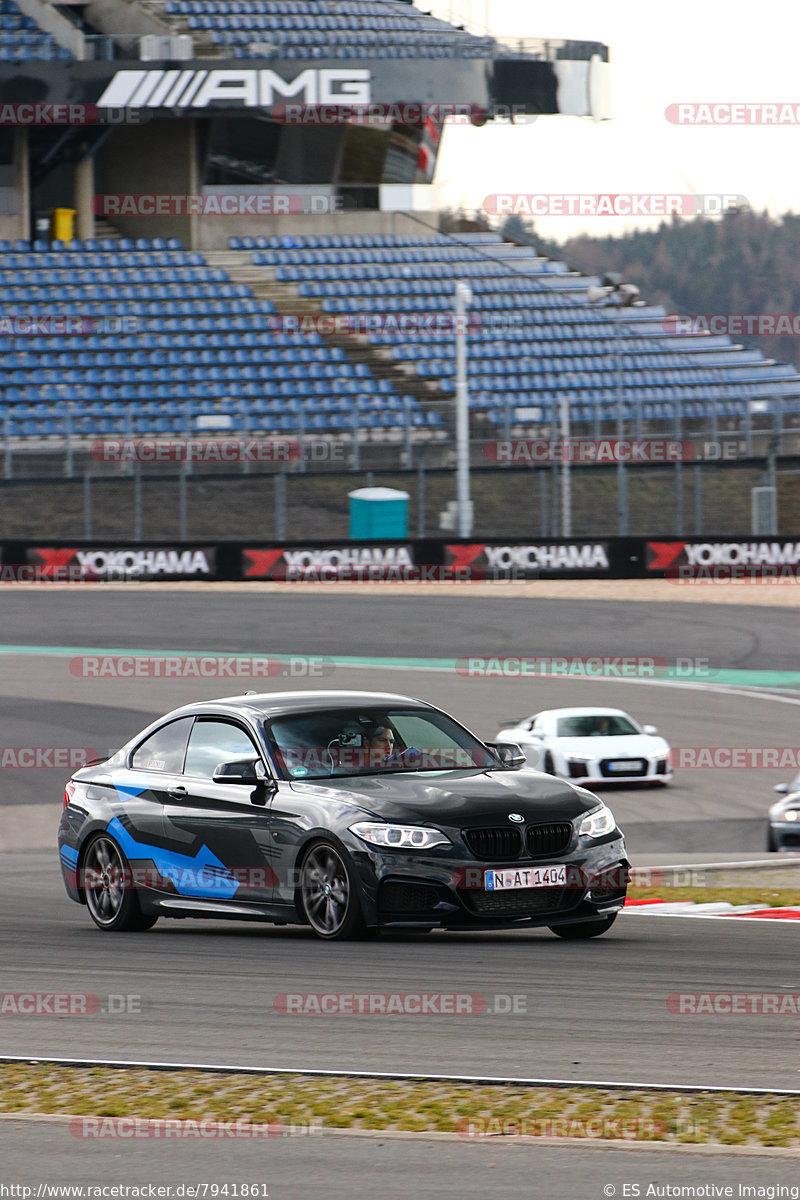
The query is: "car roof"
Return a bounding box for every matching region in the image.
[536,707,632,719]
[160,690,433,724]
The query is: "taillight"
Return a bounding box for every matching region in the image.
[63,781,76,810]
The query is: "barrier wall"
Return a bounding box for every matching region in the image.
[2,538,799,581]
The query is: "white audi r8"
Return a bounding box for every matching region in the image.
[496,707,672,786]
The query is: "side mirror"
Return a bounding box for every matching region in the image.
[486,741,527,770]
[213,759,262,784]
[213,760,277,805]
[774,783,790,794]
[643,724,658,735]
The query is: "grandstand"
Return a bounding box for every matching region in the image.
[1,226,797,449]
[0,0,71,59]
[152,0,497,59]
[0,0,796,507]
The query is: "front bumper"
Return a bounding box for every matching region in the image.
[563,757,671,785]
[769,820,800,851]
[350,833,629,930]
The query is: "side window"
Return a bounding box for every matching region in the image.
[184,720,261,780]
[131,718,194,773]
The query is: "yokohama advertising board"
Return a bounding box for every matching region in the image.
[243,542,613,581]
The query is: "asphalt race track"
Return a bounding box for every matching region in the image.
[2,588,800,1191]
[3,849,800,1088]
[3,1119,799,1200]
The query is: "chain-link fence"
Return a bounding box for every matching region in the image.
[0,456,795,541]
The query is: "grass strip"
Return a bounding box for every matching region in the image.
[1,1064,799,1148]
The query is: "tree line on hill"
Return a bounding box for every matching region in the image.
[491,209,800,372]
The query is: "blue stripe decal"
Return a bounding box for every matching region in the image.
[60,844,79,867]
[106,816,240,899]
[113,784,150,800]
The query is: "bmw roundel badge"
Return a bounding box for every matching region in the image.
[508,813,524,823]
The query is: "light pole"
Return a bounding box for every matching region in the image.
[559,389,571,538]
[454,280,473,537]
[587,273,644,536]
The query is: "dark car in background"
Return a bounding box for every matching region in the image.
[768,779,800,851]
[58,690,629,940]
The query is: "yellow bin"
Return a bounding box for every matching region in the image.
[50,207,76,242]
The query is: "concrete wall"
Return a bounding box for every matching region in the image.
[95,120,198,243]
[194,205,442,251]
[83,0,174,40]
[0,129,29,240]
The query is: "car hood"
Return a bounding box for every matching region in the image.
[548,734,668,756]
[289,768,599,825]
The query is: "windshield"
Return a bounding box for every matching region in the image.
[265,707,494,780]
[556,715,639,738]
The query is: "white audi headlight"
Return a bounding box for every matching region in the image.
[349,822,451,850]
[578,804,616,839]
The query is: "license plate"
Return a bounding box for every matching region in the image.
[608,760,638,771]
[484,865,567,890]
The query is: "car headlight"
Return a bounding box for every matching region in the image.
[349,822,451,849]
[578,804,616,839]
[781,810,800,822]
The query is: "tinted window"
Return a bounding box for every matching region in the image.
[556,715,639,738]
[266,707,491,780]
[131,718,193,773]
[184,720,260,780]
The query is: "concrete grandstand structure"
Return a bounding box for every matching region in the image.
[0,0,797,483]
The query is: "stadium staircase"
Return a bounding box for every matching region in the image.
[205,248,450,425]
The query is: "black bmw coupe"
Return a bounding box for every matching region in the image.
[58,690,629,940]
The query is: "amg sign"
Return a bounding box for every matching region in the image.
[95,68,372,110]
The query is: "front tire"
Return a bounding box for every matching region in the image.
[299,841,367,940]
[543,752,557,776]
[767,825,778,853]
[82,833,158,932]
[549,914,617,940]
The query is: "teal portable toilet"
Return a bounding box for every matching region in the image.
[348,487,410,540]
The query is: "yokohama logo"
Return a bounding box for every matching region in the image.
[648,541,800,572]
[96,68,371,110]
[28,547,213,578]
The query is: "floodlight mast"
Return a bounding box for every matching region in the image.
[454,280,473,538]
[587,274,643,536]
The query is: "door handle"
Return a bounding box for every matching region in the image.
[168,785,188,799]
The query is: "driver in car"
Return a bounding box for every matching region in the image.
[364,724,396,766]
